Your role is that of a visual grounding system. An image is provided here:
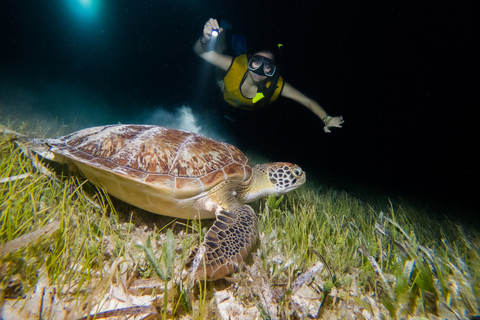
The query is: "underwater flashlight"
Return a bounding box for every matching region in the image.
[211,29,219,37]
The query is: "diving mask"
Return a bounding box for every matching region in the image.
[248,55,276,77]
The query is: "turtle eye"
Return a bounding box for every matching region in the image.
[293,168,303,177]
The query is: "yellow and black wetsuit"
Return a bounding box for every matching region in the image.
[223,54,284,110]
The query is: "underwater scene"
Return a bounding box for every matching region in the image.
[1,1,478,319]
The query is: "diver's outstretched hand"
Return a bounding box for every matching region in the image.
[323,116,344,133]
[202,18,223,43]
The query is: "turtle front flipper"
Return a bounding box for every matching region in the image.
[190,204,258,281]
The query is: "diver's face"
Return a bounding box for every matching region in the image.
[248,52,275,83]
[249,70,267,83]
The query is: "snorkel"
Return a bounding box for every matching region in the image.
[247,52,281,105]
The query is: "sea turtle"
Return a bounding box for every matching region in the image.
[17,124,306,280]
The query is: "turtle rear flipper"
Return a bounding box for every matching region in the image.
[189,205,258,281]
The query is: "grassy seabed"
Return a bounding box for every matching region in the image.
[1,120,479,319]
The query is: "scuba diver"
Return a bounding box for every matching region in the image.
[193,18,344,133]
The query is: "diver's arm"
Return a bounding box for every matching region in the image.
[193,18,233,71]
[193,39,232,71]
[282,82,344,133]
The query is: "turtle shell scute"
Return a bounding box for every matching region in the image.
[46,125,251,196]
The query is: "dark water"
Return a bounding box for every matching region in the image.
[1,1,477,216]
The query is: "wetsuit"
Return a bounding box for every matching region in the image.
[223,54,284,110]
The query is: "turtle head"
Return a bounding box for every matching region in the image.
[249,162,306,197]
[241,162,305,202]
[264,162,306,194]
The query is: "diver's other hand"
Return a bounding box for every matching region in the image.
[323,116,344,133]
[202,18,223,43]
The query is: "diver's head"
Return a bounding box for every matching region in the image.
[251,50,275,62]
[247,51,276,82]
